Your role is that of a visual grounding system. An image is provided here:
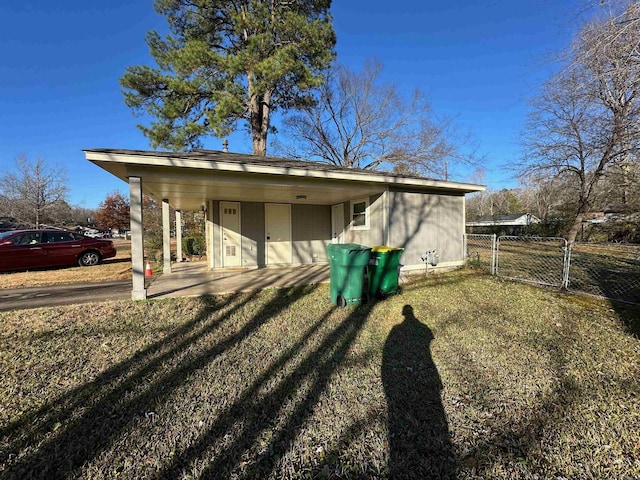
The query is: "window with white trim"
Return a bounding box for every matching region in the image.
[350,198,370,230]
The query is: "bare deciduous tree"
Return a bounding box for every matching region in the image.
[520,2,640,243]
[68,206,98,227]
[517,175,562,221]
[1,155,68,228]
[466,188,525,220]
[276,60,478,179]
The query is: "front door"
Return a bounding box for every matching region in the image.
[221,201,241,267]
[265,203,292,265]
[331,203,344,244]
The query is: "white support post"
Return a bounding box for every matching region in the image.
[162,199,172,274]
[129,177,146,300]
[206,200,214,269]
[176,210,183,262]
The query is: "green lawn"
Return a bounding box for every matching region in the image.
[1,271,638,479]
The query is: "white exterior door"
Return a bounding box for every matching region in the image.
[221,201,241,267]
[265,203,292,265]
[331,203,344,244]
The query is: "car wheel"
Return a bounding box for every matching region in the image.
[78,250,101,267]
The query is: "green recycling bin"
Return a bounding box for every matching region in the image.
[368,246,404,299]
[326,243,371,307]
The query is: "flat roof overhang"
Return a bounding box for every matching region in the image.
[84,149,485,211]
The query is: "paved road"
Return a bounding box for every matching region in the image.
[0,281,131,312]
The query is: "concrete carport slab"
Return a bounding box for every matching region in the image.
[146,261,330,299]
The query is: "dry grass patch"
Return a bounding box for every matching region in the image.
[0,271,638,479]
[0,240,132,289]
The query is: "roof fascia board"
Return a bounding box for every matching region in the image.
[85,150,485,193]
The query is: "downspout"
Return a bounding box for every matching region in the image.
[384,187,390,246]
[462,194,466,263]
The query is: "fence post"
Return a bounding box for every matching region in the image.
[562,241,571,289]
[490,234,497,275]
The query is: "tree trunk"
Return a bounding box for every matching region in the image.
[249,90,271,156]
[566,212,586,245]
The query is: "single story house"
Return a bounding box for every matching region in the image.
[84,149,484,299]
[466,213,541,235]
[584,203,632,224]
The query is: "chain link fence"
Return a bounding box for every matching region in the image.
[465,234,496,274]
[464,234,640,305]
[496,236,568,288]
[567,243,640,304]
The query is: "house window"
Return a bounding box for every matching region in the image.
[350,198,369,230]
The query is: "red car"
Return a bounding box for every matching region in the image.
[0,229,117,272]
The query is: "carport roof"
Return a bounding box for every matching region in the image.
[84,148,485,211]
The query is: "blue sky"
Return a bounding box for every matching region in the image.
[0,0,586,209]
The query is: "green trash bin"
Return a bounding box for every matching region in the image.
[326,243,371,307]
[368,246,404,299]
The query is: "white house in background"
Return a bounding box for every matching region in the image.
[84,148,484,300]
[466,213,541,232]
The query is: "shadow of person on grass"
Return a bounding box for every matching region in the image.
[382,305,456,479]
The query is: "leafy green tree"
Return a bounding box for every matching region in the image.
[142,195,167,257]
[121,0,336,155]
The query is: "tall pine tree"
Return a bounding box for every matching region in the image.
[121,0,335,155]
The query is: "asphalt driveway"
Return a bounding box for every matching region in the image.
[0,281,131,312]
[0,263,332,311]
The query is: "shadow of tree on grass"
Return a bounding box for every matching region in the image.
[2,286,315,478]
[158,302,375,479]
[1,284,380,480]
